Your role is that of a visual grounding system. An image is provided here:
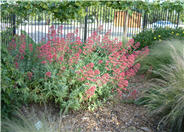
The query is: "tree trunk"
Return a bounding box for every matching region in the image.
[123,11,129,39]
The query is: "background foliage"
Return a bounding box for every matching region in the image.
[1,1,184,23]
[133,27,184,50]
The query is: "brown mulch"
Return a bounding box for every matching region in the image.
[21,99,157,132]
[62,102,156,132]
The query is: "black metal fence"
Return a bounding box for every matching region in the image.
[0,6,180,44]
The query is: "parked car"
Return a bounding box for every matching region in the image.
[149,21,177,29]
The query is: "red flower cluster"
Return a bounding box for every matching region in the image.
[79,30,149,96]
[76,63,100,82]
[8,35,27,69]
[45,72,51,77]
[38,26,83,67]
[27,72,33,80]
[85,86,96,99]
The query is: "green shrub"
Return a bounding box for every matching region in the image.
[1,46,30,118]
[0,28,15,46]
[1,33,46,118]
[133,27,184,50]
[135,40,184,132]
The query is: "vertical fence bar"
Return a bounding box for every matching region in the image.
[143,11,147,31]
[88,7,93,34]
[6,11,8,45]
[27,14,29,44]
[57,17,59,38]
[177,11,180,28]
[130,11,133,38]
[34,14,36,43]
[127,11,130,39]
[5,14,7,45]
[174,10,177,28]
[113,8,115,40]
[94,6,96,33]
[135,12,137,36]
[114,9,118,38]
[138,11,141,34]
[103,6,105,35]
[165,10,169,27]
[100,5,102,28]
[97,6,99,30]
[1,14,2,45]
[104,6,107,34]
[171,10,173,28]
[133,10,136,35]
[88,6,90,39]
[159,9,162,27]
[136,11,138,35]
[12,14,16,36]
[123,10,126,39]
[74,15,76,35]
[167,10,169,27]
[45,13,47,41]
[110,7,113,40]
[133,11,135,35]
[117,9,119,39]
[37,13,40,42]
[37,14,39,43]
[108,6,110,37]
[169,10,172,28]
[20,14,22,36]
[161,9,163,27]
[84,7,88,43]
[118,10,120,39]
[137,11,140,34]
[89,6,91,34]
[4,14,6,45]
[79,13,81,41]
[41,12,43,43]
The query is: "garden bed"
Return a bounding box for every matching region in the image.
[18,75,161,132]
[21,99,156,132]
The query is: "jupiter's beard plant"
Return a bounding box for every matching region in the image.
[6,25,149,113]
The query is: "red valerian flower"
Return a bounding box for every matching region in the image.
[15,62,19,69]
[29,44,33,52]
[98,60,103,64]
[41,61,47,64]
[94,69,100,75]
[45,72,51,77]
[86,86,96,98]
[27,72,33,80]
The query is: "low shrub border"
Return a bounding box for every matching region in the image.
[1,25,149,118]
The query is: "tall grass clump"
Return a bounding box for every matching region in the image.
[139,40,184,78]
[136,40,184,132]
[2,107,77,132]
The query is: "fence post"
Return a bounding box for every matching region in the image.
[13,14,16,36]
[84,7,88,43]
[143,12,147,31]
[177,12,180,28]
